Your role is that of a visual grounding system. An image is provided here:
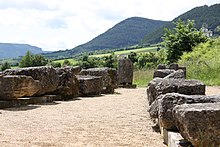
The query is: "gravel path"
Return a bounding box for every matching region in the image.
[206,86,220,95]
[0,88,165,147]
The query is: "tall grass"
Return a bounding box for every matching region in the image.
[133,69,154,87]
[179,38,220,86]
[184,59,220,85]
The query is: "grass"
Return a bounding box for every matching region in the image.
[90,47,157,57]
[179,38,220,86]
[53,59,78,66]
[133,69,154,87]
[185,59,220,86]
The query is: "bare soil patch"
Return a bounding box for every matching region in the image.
[0,88,165,147]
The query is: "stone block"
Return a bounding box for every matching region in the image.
[157,64,166,69]
[79,67,117,94]
[54,66,79,98]
[168,131,192,147]
[158,93,220,130]
[76,75,103,96]
[164,69,185,79]
[118,58,133,85]
[0,75,40,100]
[153,69,175,78]
[168,63,179,70]
[173,103,220,147]
[3,66,59,96]
[147,78,205,106]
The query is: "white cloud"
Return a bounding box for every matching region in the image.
[0,0,218,51]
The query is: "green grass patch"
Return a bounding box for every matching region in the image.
[179,38,220,86]
[90,47,157,57]
[185,59,220,86]
[133,69,154,87]
[53,59,78,66]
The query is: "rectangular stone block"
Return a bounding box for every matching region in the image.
[79,67,117,94]
[76,75,103,96]
[118,58,133,84]
[173,103,220,147]
[158,93,220,130]
[168,131,192,147]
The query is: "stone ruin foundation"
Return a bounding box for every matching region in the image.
[0,58,139,108]
[117,58,136,88]
[147,63,220,147]
[0,66,119,108]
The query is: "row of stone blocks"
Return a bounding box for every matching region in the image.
[0,66,118,108]
[147,64,220,147]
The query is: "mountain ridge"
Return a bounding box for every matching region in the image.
[141,4,220,44]
[70,17,167,54]
[2,4,220,59]
[0,43,43,59]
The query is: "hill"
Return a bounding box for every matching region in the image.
[141,4,220,44]
[70,17,167,54]
[0,43,43,59]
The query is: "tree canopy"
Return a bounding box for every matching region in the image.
[1,61,11,71]
[20,51,48,68]
[163,19,207,63]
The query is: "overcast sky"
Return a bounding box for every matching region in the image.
[0,0,219,51]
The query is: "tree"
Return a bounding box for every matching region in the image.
[163,19,208,63]
[103,55,115,68]
[19,51,48,67]
[32,54,48,66]
[20,51,33,67]
[214,26,220,35]
[137,55,147,69]
[128,52,138,63]
[79,55,97,69]
[1,61,11,71]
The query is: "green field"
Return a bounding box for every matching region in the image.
[53,59,78,65]
[90,47,157,57]
[133,69,154,87]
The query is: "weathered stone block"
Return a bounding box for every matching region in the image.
[164,69,185,79]
[3,66,59,96]
[168,131,192,147]
[79,67,117,94]
[177,80,205,95]
[147,78,165,105]
[76,75,103,96]
[168,63,179,70]
[148,100,159,118]
[173,103,220,147]
[118,58,133,85]
[147,78,205,106]
[54,66,79,98]
[178,67,186,78]
[0,95,61,109]
[158,93,220,130]
[157,64,166,69]
[153,69,175,78]
[0,75,40,100]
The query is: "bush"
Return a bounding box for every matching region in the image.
[1,61,11,71]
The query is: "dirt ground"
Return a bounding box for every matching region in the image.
[0,87,219,147]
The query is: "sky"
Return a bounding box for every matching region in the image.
[0,0,219,51]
